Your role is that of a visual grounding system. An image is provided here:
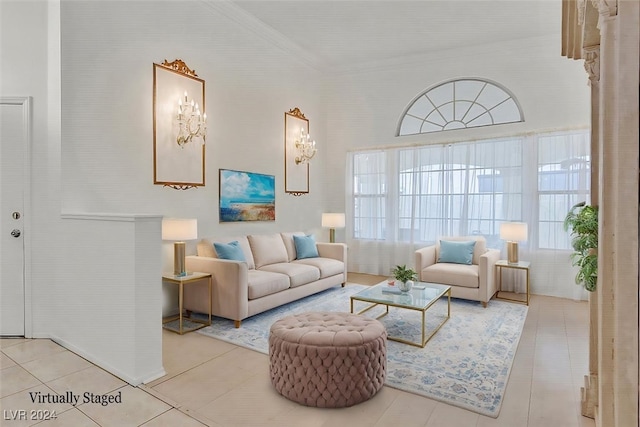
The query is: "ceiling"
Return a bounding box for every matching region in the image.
[230,0,559,70]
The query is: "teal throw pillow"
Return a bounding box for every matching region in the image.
[293,234,319,259]
[213,241,246,262]
[438,240,476,265]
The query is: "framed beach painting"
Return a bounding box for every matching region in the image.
[219,169,275,222]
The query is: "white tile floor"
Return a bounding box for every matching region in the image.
[1,274,596,426]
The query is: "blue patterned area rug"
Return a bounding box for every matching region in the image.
[196,284,527,418]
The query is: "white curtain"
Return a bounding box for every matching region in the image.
[346,130,590,300]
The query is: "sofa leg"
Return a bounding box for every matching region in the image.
[482,301,487,308]
[341,282,345,288]
[234,320,241,328]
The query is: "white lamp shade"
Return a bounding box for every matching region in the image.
[500,222,528,242]
[162,218,198,241]
[322,213,345,228]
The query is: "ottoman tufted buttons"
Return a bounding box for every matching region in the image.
[268,311,387,408]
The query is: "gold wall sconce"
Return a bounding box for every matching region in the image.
[153,59,206,190]
[176,90,206,148]
[284,107,316,196]
[294,127,316,164]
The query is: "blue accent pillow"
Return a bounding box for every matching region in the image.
[293,234,319,259]
[213,241,246,262]
[438,240,476,265]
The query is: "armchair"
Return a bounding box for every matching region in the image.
[415,236,500,307]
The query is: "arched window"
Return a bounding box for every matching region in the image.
[397,78,524,136]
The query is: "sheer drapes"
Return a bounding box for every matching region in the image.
[346,130,590,300]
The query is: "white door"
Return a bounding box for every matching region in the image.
[0,97,30,336]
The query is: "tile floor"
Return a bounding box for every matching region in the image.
[1,274,596,426]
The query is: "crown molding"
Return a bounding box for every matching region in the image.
[328,34,562,76]
[200,0,326,72]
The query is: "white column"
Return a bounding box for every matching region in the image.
[595,1,639,426]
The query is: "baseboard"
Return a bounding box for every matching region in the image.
[581,373,598,419]
[44,334,165,386]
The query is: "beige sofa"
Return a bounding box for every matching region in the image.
[415,236,500,307]
[183,232,347,327]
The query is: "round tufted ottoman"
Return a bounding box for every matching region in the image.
[268,311,386,408]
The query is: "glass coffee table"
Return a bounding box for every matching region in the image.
[350,281,451,348]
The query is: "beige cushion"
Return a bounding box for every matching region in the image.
[421,263,480,288]
[247,270,290,300]
[293,257,345,279]
[259,263,320,287]
[198,236,255,270]
[436,236,487,265]
[280,231,305,262]
[248,234,289,268]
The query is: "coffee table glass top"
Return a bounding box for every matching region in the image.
[350,281,452,348]
[351,281,451,310]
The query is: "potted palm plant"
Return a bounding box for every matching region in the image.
[563,202,598,292]
[392,264,417,292]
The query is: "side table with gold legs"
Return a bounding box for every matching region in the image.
[495,260,530,305]
[162,272,212,334]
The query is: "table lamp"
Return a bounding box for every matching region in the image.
[321,213,345,243]
[162,218,198,276]
[500,222,528,264]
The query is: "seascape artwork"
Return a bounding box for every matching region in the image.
[219,169,275,222]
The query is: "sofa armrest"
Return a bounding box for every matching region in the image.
[316,242,347,263]
[415,245,437,280]
[478,249,500,301]
[316,242,348,280]
[184,255,249,321]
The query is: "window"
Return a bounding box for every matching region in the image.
[352,151,386,240]
[349,130,589,250]
[537,133,590,249]
[397,78,524,136]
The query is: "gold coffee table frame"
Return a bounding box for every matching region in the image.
[350,282,451,348]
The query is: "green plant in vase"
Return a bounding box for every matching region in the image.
[563,202,598,292]
[392,264,417,292]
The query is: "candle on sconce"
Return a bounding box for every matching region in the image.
[174,89,207,147]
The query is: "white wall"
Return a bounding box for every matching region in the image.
[0,1,62,337]
[1,0,166,384]
[57,213,164,385]
[60,1,327,234]
[324,35,591,299]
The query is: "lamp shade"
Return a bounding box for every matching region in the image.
[162,218,198,241]
[500,222,528,242]
[322,213,345,229]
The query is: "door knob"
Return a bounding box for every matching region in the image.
[11,229,21,238]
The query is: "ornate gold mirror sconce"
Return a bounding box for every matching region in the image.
[153,59,206,190]
[284,107,317,196]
